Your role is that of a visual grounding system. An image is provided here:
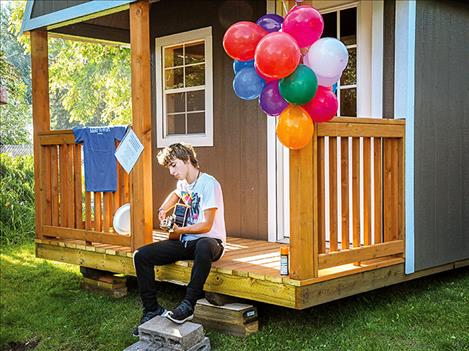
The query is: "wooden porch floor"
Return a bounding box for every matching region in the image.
[36,231,407,309]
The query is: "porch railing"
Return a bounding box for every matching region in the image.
[289,117,406,279]
[37,130,131,247]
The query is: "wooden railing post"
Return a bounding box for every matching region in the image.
[289,124,318,280]
[129,0,153,250]
[31,30,51,240]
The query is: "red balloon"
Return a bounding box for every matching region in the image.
[223,21,268,61]
[254,63,275,83]
[303,86,338,123]
[255,32,301,79]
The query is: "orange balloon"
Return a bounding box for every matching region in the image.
[276,104,314,150]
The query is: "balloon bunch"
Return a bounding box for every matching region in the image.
[223,5,349,150]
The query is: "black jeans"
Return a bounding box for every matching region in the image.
[133,237,224,311]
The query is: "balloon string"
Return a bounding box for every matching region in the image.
[281,0,288,15]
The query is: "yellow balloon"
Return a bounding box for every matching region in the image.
[276,104,314,150]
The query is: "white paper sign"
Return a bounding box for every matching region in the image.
[115,128,144,174]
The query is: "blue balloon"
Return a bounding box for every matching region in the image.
[233,67,265,100]
[233,59,254,74]
[332,82,338,94]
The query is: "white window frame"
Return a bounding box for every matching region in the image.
[155,27,213,147]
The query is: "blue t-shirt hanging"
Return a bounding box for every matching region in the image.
[73,126,127,192]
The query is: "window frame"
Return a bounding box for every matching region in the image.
[155,27,213,147]
[321,3,358,116]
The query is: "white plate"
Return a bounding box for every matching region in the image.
[113,203,130,235]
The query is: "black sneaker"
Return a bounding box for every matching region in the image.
[132,306,167,337]
[166,300,194,324]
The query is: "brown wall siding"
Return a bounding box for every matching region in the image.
[150,0,268,240]
[31,0,91,18]
[382,0,395,118]
[414,0,469,270]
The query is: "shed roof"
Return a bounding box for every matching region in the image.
[21,0,137,33]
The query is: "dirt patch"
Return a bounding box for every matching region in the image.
[1,339,39,351]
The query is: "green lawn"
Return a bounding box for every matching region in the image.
[1,243,468,351]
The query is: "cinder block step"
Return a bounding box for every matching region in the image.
[135,316,210,351]
[193,298,258,337]
[124,337,210,351]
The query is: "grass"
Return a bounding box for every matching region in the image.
[1,243,468,351]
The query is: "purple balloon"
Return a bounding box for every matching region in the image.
[256,14,284,33]
[259,80,288,116]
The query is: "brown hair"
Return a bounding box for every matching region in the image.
[157,143,199,168]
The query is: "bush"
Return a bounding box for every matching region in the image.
[0,154,35,245]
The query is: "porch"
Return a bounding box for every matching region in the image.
[34,116,406,309]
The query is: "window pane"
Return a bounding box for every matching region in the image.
[185,42,204,65]
[165,67,184,89]
[185,64,205,87]
[166,93,185,113]
[167,114,186,135]
[340,8,357,45]
[187,112,205,134]
[187,90,204,111]
[322,12,337,38]
[340,88,356,117]
[340,47,356,85]
[164,45,183,68]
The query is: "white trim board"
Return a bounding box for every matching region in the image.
[395,0,416,275]
[155,27,214,148]
[21,0,135,33]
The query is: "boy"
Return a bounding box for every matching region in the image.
[133,143,225,336]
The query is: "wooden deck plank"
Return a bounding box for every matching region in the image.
[373,137,382,244]
[363,137,371,246]
[340,137,349,249]
[329,137,338,252]
[352,138,360,247]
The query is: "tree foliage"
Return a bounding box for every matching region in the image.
[5,0,132,133]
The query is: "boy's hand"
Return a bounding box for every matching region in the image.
[158,208,166,221]
[168,224,183,240]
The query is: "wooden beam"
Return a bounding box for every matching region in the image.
[42,225,131,246]
[129,0,153,250]
[31,30,51,239]
[289,135,316,279]
[318,240,404,269]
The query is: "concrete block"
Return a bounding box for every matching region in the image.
[139,316,205,351]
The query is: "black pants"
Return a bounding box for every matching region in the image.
[133,237,224,312]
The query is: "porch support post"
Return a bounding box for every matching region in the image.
[129,0,153,250]
[30,30,51,240]
[289,127,318,280]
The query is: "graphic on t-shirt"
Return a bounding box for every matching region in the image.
[180,191,201,225]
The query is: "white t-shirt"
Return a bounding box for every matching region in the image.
[175,172,226,244]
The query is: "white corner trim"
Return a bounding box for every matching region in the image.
[371,0,384,118]
[267,117,277,243]
[395,0,416,274]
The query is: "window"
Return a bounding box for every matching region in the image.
[322,6,357,117]
[156,27,213,147]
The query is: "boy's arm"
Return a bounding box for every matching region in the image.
[169,208,216,239]
[158,191,180,216]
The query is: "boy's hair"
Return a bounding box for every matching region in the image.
[157,143,199,168]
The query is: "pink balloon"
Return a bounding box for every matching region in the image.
[282,6,324,48]
[303,86,338,123]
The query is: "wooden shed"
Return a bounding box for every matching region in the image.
[22,0,468,309]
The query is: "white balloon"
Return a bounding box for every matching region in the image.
[316,72,341,87]
[305,37,349,78]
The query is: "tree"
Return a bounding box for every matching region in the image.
[7,1,132,131]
